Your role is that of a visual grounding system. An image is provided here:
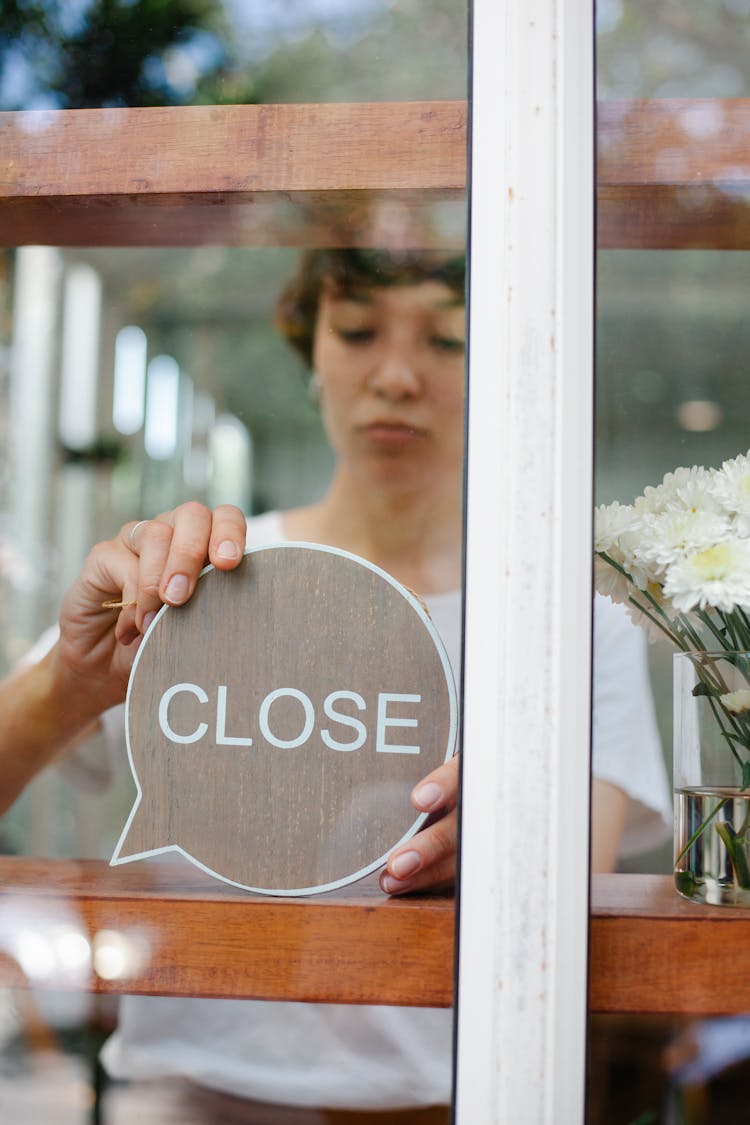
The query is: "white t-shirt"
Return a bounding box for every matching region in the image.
[94,510,670,1108]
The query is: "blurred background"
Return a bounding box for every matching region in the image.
[3,0,750,1120]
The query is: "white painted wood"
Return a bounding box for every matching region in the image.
[455,0,594,1121]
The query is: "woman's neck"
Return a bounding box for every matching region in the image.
[282,471,463,596]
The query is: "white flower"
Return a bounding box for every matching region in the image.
[710,451,750,535]
[594,553,631,605]
[664,539,750,613]
[634,509,732,569]
[634,465,719,517]
[593,501,637,554]
[720,689,750,715]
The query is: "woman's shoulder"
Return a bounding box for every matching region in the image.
[245,510,286,548]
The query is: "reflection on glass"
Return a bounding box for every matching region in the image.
[592,4,750,1121]
[0,0,467,110]
[598,1,750,99]
[0,0,468,1115]
[112,327,147,437]
[144,354,180,461]
[0,245,464,1122]
[59,265,102,453]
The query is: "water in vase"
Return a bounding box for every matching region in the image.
[675,786,750,906]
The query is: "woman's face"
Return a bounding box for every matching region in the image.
[312,278,466,492]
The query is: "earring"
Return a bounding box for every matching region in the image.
[309,371,322,403]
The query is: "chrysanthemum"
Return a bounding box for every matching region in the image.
[634,465,719,517]
[634,509,732,569]
[720,689,750,715]
[664,539,750,612]
[594,553,631,605]
[710,451,750,535]
[593,501,637,554]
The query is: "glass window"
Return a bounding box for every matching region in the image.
[591,4,750,1121]
[0,0,467,109]
[0,3,467,1120]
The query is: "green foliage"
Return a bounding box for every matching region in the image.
[0,0,467,110]
[598,0,750,98]
[674,869,697,897]
[0,0,230,108]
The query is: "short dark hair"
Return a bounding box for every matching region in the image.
[275,249,466,366]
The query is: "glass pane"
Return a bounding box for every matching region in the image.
[591,4,750,1121]
[0,5,467,1122]
[0,0,467,109]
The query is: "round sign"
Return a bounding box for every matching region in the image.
[111,543,457,895]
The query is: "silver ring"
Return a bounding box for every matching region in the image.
[128,520,150,551]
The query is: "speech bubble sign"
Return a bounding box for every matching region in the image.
[111,543,457,895]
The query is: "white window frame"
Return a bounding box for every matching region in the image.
[455,0,594,1121]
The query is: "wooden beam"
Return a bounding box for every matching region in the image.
[4,99,750,248]
[2,864,749,1013]
[590,874,750,1015]
[0,857,454,1006]
[597,99,750,249]
[0,102,466,248]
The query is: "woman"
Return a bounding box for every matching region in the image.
[0,249,670,1121]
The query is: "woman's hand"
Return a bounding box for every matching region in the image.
[0,502,248,816]
[380,754,459,895]
[56,502,247,718]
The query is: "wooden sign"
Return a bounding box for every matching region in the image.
[111,544,457,895]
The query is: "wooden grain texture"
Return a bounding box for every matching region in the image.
[597,98,750,248]
[4,98,750,248]
[0,102,466,248]
[0,856,455,1006]
[590,874,750,1015]
[123,548,455,893]
[3,866,750,1012]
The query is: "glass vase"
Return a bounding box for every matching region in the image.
[674,650,750,906]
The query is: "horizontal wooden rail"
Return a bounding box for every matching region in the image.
[1,863,749,1014]
[2,99,750,247]
[0,101,466,248]
[590,874,750,1015]
[0,857,455,1006]
[597,99,750,249]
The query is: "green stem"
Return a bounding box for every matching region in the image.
[715,821,750,889]
[677,612,709,652]
[626,595,685,649]
[696,608,732,651]
[675,796,729,866]
[730,611,750,651]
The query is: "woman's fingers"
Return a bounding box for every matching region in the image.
[158,502,247,605]
[380,807,458,895]
[119,503,247,629]
[206,504,248,569]
[380,754,460,895]
[56,503,247,714]
[411,754,459,814]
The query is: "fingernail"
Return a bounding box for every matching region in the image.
[390,851,421,880]
[165,574,188,602]
[217,540,240,560]
[381,875,400,895]
[412,782,443,811]
[142,611,156,633]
